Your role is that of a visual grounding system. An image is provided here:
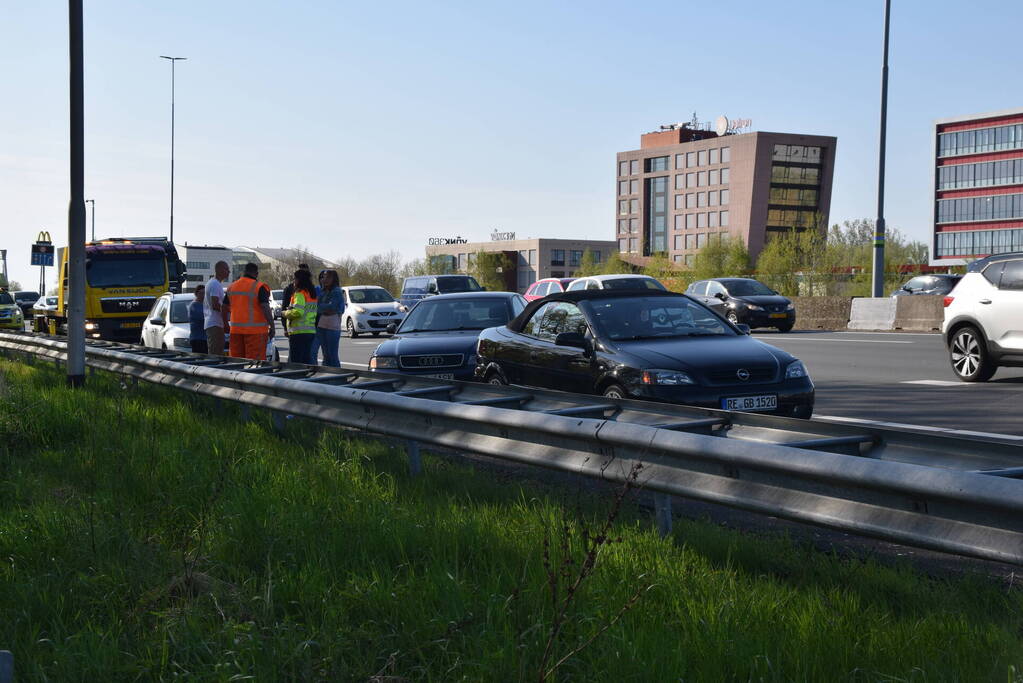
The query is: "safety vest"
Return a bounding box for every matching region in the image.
[226,276,269,334]
[288,290,318,335]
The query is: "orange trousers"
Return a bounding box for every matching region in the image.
[230,333,267,361]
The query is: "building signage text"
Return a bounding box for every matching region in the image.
[427,236,468,245]
[490,230,516,241]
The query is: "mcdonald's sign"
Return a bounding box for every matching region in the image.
[31,231,54,267]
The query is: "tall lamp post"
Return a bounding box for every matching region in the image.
[871,0,892,297]
[67,0,86,387]
[86,198,95,241]
[160,55,186,244]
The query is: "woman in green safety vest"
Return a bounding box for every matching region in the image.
[284,269,318,364]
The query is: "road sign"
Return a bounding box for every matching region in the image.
[31,243,54,267]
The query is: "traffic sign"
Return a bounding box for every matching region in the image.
[31,243,54,267]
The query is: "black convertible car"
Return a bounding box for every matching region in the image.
[475,290,814,417]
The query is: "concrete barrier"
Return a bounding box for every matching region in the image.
[790,297,852,330]
[894,296,944,332]
[847,297,898,331]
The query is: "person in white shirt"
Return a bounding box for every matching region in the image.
[203,261,230,355]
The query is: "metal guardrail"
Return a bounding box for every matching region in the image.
[3,330,1023,566]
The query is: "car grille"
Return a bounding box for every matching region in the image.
[765,304,788,313]
[705,367,777,385]
[370,311,397,317]
[100,296,156,314]
[399,353,463,369]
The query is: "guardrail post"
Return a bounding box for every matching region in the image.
[406,439,422,476]
[271,411,287,435]
[653,493,673,537]
[0,649,13,683]
[240,405,251,423]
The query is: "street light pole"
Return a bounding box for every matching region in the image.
[871,0,892,297]
[86,199,95,241]
[67,0,86,387]
[159,55,186,244]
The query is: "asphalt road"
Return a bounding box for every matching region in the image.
[272,327,1023,437]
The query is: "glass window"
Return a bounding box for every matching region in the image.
[674,214,685,229]
[629,218,639,233]
[619,161,628,176]
[630,179,639,194]
[709,211,719,228]
[629,159,639,175]
[618,238,628,252]
[698,213,707,228]
[685,234,696,249]
[698,150,707,166]
[646,156,670,172]
[523,302,556,337]
[674,234,683,249]
[709,190,718,206]
[630,198,640,214]
[629,237,638,253]
[698,171,707,186]
[676,154,685,169]
[529,249,537,265]
[675,194,685,210]
[720,211,729,226]
[720,189,729,205]
[686,172,696,188]
[618,180,628,195]
[709,169,719,185]
[619,199,628,215]
[721,168,730,184]
[646,176,669,254]
[709,148,719,165]
[686,193,696,209]
[698,192,707,207]
[686,213,696,229]
[721,147,730,163]
[618,218,628,233]
[569,250,582,267]
[1000,260,1023,290]
[550,249,565,266]
[686,152,696,167]
[697,233,708,248]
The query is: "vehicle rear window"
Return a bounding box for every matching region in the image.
[1000,260,1023,290]
[982,262,1005,285]
[15,292,39,301]
[436,276,483,293]
[601,277,666,291]
[403,278,427,295]
[0,293,14,305]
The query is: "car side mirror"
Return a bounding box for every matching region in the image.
[151,318,165,326]
[734,323,751,335]
[555,332,592,355]
[480,286,487,291]
[714,292,727,300]
[386,323,397,335]
[427,283,438,294]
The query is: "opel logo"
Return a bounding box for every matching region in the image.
[420,356,445,366]
[736,368,751,381]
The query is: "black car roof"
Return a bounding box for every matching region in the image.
[967,252,1023,272]
[507,289,689,333]
[417,291,519,301]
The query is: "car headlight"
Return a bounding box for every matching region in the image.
[370,356,398,369]
[84,321,98,330]
[398,305,408,313]
[172,337,191,349]
[745,304,764,311]
[353,305,367,314]
[785,302,795,311]
[785,360,809,379]
[641,369,696,386]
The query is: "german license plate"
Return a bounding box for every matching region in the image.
[769,312,787,318]
[120,322,141,328]
[722,395,777,411]
[424,373,454,380]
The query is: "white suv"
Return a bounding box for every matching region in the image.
[565,274,666,292]
[942,253,1023,381]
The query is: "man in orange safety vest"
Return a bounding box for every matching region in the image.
[223,262,275,360]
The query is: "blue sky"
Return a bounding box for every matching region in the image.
[2,0,1021,290]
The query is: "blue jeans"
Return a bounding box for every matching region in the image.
[309,333,321,364]
[316,327,341,367]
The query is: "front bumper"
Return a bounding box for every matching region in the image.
[628,377,814,417]
[0,318,23,329]
[353,313,404,331]
[370,362,475,381]
[88,317,146,342]
[733,308,795,328]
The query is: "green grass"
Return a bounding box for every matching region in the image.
[1,358,1022,681]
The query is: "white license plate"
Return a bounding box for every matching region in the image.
[722,395,778,412]
[424,373,454,380]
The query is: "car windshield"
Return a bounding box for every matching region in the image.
[169,300,191,324]
[723,280,775,296]
[436,276,483,293]
[399,297,510,332]
[349,288,394,303]
[271,290,283,301]
[0,293,14,305]
[46,297,58,305]
[15,292,39,302]
[86,256,166,288]
[582,296,733,340]
[601,277,666,291]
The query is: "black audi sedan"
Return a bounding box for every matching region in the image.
[686,278,795,331]
[369,291,527,381]
[475,290,813,417]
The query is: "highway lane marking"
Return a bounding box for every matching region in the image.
[814,414,1023,441]
[757,338,915,344]
[900,379,974,386]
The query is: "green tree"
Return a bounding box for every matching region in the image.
[723,238,751,277]
[600,251,633,275]
[689,239,729,281]
[574,250,602,277]
[469,250,512,292]
[0,275,22,291]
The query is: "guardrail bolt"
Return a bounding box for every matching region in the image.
[0,649,13,683]
[406,439,422,476]
[653,493,673,537]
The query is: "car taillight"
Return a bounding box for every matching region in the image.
[943,296,954,307]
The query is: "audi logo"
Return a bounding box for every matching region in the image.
[736,368,751,381]
[419,356,446,367]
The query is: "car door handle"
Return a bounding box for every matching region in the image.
[979,299,992,304]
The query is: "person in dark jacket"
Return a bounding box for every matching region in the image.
[188,285,208,353]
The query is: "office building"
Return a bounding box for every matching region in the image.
[933,107,1023,263]
[615,119,836,264]
[424,237,617,292]
[175,244,233,292]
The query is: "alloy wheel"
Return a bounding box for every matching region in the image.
[347,318,358,338]
[951,330,981,377]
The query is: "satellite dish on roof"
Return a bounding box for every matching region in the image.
[715,115,729,136]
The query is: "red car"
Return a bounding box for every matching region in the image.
[523,277,576,301]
